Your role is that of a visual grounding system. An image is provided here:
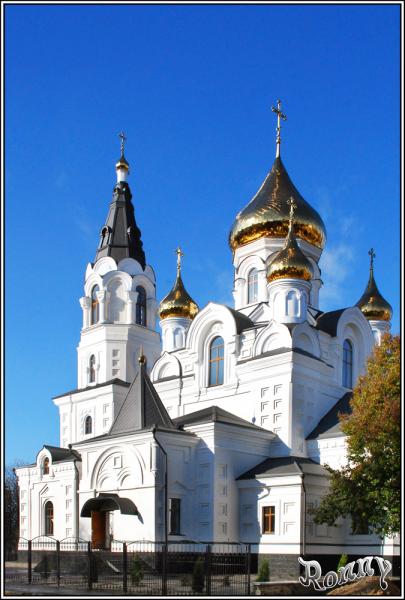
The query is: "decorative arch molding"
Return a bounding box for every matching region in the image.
[187,303,239,352]
[117,258,145,277]
[186,303,239,388]
[151,352,181,382]
[292,322,321,358]
[144,265,157,284]
[103,270,133,291]
[90,445,145,490]
[93,256,118,276]
[130,273,156,299]
[236,253,266,278]
[335,307,375,384]
[84,272,104,298]
[253,320,292,357]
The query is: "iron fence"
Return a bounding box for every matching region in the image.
[8,537,251,595]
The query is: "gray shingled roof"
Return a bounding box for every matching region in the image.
[43,445,81,463]
[225,307,255,333]
[108,361,176,436]
[306,392,352,440]
[173,406,268,432]
[53,378,130,400]
[237,456,327,480]
[94,180,146,268]
[315,309,346,337]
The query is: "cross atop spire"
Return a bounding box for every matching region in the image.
[118,131,127,157]
[176,246,184,274]
[287,196,297,231]
[369,247,376,271]
[271,99,287,158]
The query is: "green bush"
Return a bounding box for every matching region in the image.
[337,553,349,571]
[222,574,230,586]
[191,558,205,592]
[256,558,270,582]
[129,554,144,586]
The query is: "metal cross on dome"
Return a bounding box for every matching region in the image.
[118,131,127,156]
[176,246,184,273]
[287,196,297,229]
[271,99,287,158]
[369,247,376,270]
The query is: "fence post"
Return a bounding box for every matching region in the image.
[122,542,127,593]
[56,540,61,587]
[87,541,92,590]
[205,544,212,596]
[245,543,251,596]
[28,540,32,584]
[161,542,168,596]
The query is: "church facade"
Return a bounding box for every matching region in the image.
[16,118,398,574]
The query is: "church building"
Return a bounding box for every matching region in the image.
[16,107,397,575]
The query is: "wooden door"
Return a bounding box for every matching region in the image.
[91,511,106,549]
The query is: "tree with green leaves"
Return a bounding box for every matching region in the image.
[313,334,400,537]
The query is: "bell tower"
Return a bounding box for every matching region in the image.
[77,134,160,388]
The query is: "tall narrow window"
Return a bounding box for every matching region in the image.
[209,336,224,387]
[85,415,92,435]
[89,355,96,383]
[247,268,258,304]
[169,498,181,535]
[43,457,50,475]
[262,506,275,534]
[45,501,54,536]
[342,339,353,388]
[136,286,147,326]
[91,285,100,325]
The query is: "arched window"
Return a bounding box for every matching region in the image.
[247,268,258,304]
[89,355,96,383]
[44,501,54,536]
[342,339,353,388]
[136,286,147,326]
[85,415,92,435]
[209,336,224,387]
[91,285,100,325]
[43,457,50,475]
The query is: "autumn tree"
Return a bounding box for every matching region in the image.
[313,334,400,537]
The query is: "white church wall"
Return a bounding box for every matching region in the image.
[237,477,303,554]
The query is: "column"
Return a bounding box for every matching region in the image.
[79,297,91,329]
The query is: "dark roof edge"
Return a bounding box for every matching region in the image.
[53,379,130,399]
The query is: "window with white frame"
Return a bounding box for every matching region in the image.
[247,268,258,303]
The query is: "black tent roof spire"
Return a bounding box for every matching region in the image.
[95,133,146,269]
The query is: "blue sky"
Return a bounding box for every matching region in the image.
[5,4,400,464]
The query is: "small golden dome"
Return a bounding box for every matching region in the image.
[116,154,129,172]
[159,249,199,320]
[356,250,392,322]
[229,157,326,252]
[267,198,313,283]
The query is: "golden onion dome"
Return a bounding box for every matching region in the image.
[159,249,199,320]
[356,250,392,322]
[267,222,313,283]
[229,157,326,252]
[116,153,129,172]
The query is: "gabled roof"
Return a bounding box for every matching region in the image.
[173,406,268,432]
[237,455,327,480]
[43,445,81,463]
[225,307,255,333]
[94,181,146,268]
[306,392,352,440]
[108,360,176,437]
[53,378,130,400]
[315,309,346,337]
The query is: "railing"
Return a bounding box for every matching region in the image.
[8,537,252,595]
